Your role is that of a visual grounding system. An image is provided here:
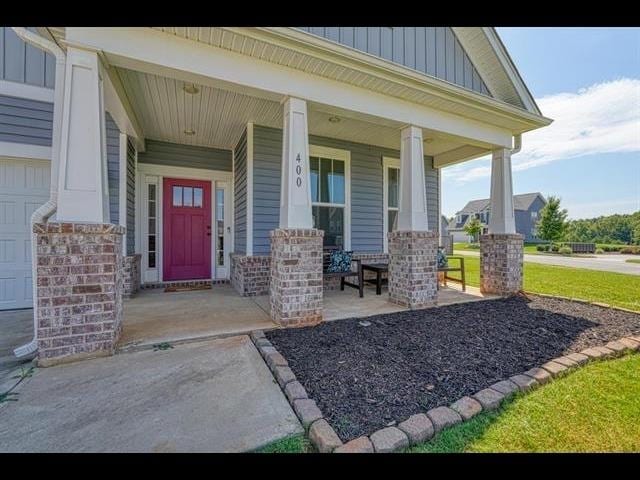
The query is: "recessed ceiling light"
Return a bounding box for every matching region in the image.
[184,129,196,135]
[183,84,200,95]
[328,116,341,123]
[424,138,434,144]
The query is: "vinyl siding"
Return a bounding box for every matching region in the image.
[0,94,53,146]
[106,113,120,225]
[233,130,248,255]
[515,196,546,242]
[0,27,55,88]
[298,27,490,96]
[126,138,136,255]
[137,139,232,171]
[251,125,439,255]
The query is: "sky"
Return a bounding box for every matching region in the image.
[441,27,640,220]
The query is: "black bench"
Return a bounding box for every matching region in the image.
[438,255,466,291]
[322,247,364,298]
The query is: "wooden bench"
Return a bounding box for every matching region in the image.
[438,255,466,291]
[322,248,364,298]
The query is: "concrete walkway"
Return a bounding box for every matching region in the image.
[454,250,640,276]
[0,309,34,387]
[0,336,302,452]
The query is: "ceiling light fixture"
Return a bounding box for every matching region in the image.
[328,116,341,123]
[183,84,200,95]
[424,138,434,144]
[184,129,196,136]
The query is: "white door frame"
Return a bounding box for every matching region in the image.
[136,163,233,283]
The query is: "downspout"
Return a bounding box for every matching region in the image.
[12,28,66,357]
[511,133,522,155]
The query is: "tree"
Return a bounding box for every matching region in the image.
[464,217,483,243]
[537,196,568,243]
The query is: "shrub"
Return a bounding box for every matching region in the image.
[468,243,480,249]
[620,246,640,254]
[559,246,573,255]
[595,248,605,254]
[600,245,622,252]
[536,244,547,252]
[551,244,560,252]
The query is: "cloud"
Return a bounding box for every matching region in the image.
[443,78,640,184]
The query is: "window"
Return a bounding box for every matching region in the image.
[308,146,350,249]
[531,211,538,220]
[216,188,225,267]
[147,184,157,268]
[383,157,401,252]
[172,186,203,208]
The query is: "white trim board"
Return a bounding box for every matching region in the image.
[0,79,54,103]
[246,123,254,256]
[0,141,52,161]
[382,156,400,253]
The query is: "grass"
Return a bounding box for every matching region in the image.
[626,259,640,264]
[447,255,640,312]
[454,242,543,255]
[408,353,640,452]
[254,434,313,453]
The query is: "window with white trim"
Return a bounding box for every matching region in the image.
[383,157,400,252]
[310,156,346,248]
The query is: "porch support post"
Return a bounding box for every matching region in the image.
[388,125,438,309]
[270,97,323,327]
[480,147,524,295]
[34,47,124,366]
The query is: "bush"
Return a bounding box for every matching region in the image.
[468,243,480,249]
[600,245,622,252]
[536,244,547,252]
[595,248,605,254]
[551,244,560,252]
[620,246,640,254]
[559,246,573,255]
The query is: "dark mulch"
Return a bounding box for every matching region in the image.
[265,294,640,442]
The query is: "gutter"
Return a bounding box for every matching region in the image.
[11,28,66,358]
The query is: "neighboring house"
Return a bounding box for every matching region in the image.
[448,192,547,242]
[0,27,551,364]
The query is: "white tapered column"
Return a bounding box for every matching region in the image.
[488,148,516,234]
[56,47,110,223]
[481,147,523,295]
[397,125,429,231]
[279,97,312,229]
[271,96,322,327]
[388,125,437,309]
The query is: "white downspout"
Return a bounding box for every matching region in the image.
[12,28,66,357]
[511,133,522,155]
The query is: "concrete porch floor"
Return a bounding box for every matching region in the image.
[120,282,499,349]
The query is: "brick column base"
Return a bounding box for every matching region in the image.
[269,228,323,327]
[34,222,125,367]
[230,254,271,296]
[480,233,524,295]
[388,230,438,309]
[122,254,141,298]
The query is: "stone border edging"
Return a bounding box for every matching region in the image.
[250,329,640,453]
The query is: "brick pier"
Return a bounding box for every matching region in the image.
[480,233,524,295]
[34,222,124,366]
[269,228,323,327]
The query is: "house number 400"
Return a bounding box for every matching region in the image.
[295,153,302,187]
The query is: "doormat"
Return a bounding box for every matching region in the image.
[164,284,212,293]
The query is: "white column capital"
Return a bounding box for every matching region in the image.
[56,47,110,223]
[488,147,516,234]
[397,125,429,231]
[279,97,313,229]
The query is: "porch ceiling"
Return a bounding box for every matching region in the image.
[116,67,469,156]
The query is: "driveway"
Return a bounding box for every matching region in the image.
[454,250,640,276]
[0,336,301,452]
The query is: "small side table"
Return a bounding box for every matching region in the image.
[361,263,389,295]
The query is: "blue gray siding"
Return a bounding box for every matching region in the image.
[125,138,136,255]
[0,94,53,146]
[298,27,490,96]
[1,27,55,88]
[106,113,120,225]
[233,130,248,254]
[251,125,439,255]
[137,139,232,171]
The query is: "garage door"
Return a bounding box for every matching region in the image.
[0,157,50,310]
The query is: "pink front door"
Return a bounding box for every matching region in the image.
[163,178,212,281]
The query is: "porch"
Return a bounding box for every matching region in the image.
[23,27,550,366]
[117,283,497,350]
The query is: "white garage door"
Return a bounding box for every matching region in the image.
[0,157,50,310]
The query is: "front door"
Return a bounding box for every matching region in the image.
[163,178,212,281]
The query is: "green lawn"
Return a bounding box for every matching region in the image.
[408,353,640,452]
[626,259,640,264]
[447,255,640,312]
[255,434,313,453]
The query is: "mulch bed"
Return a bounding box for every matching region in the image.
[265,294,640,442]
